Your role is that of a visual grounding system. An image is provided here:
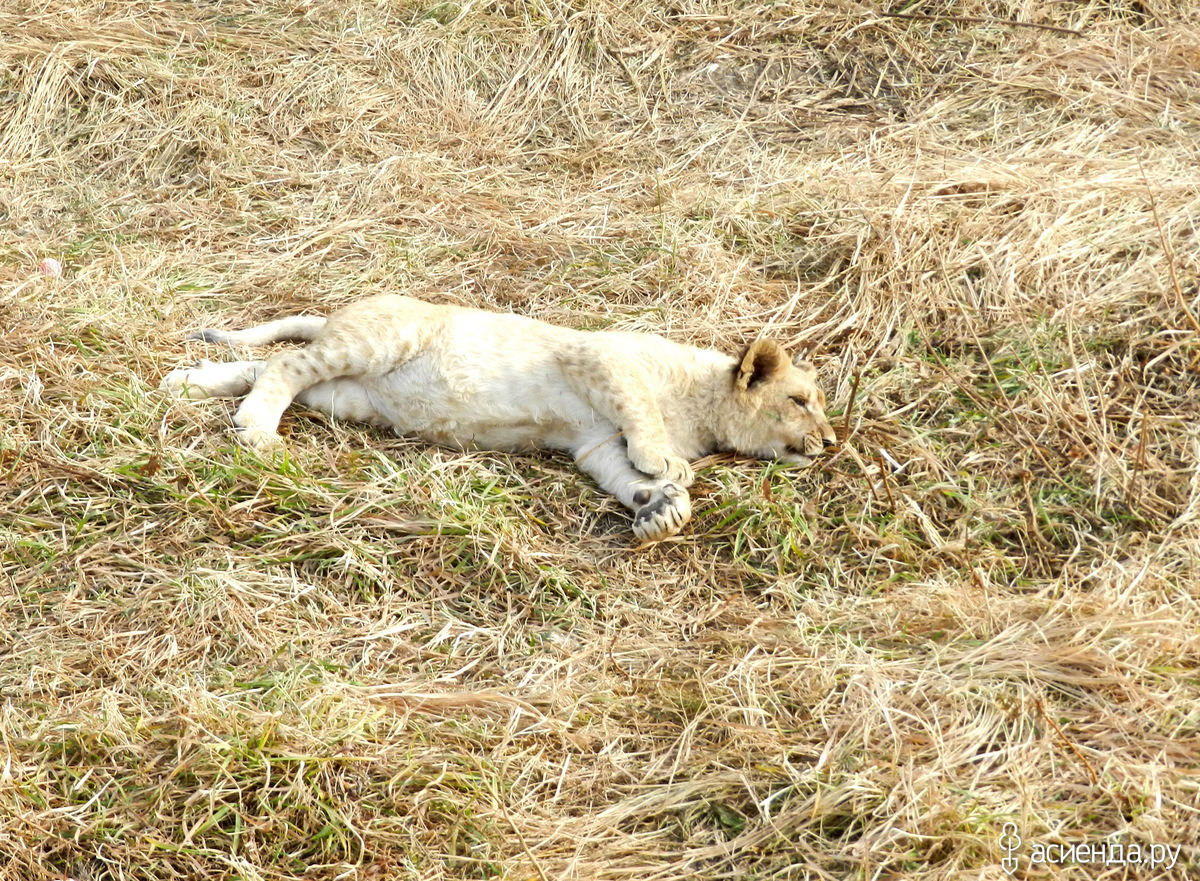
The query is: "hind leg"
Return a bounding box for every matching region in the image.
[165,361,381,437]
[294,379,383,428]
[227,303,429,449]
[231,344,377,449]
[162,360,266,399]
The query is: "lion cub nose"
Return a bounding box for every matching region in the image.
[822,436,837,450]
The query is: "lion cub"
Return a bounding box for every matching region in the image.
[163,295,837,542]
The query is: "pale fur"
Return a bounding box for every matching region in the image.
[163,295,837,541]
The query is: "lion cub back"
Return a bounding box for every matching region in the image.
[321,296,602,451]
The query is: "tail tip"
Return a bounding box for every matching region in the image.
[188,329,225,343]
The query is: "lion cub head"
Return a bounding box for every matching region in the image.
[720,340,837,465]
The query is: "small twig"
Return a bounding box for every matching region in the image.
[495,783,551,881]
[1018,470,1052,549]
[1127,414,1150,512]
[859,459,883,505]
[574,430,624,467]
[881,11,1083,37]
[1139,161,1200,336]
[1036,699,1099,786]
[841,370,862,445]
[970,568,992,625]
[876,453,897,512]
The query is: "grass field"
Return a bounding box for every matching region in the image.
[3,1,1200,878]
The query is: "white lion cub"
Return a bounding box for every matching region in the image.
[163,295,837,541]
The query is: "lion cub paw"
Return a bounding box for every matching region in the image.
[161,361,218,399]
[632,483,692,543]
[233,423,284,453]
[629,447,695,487]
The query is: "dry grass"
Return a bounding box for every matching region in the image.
[3,0,1200,878]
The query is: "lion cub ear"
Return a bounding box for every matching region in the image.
[736,339,789,390]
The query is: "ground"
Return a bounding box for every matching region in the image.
[2,1,1199,879]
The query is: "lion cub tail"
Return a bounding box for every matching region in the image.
[188,315,328,347]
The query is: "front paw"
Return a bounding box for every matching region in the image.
[628,447,695,487]
[233,422,283,453]
[633,482,692,543]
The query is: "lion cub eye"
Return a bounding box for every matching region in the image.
[790,396,809,409]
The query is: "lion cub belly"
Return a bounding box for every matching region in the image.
[362,352,598,453]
